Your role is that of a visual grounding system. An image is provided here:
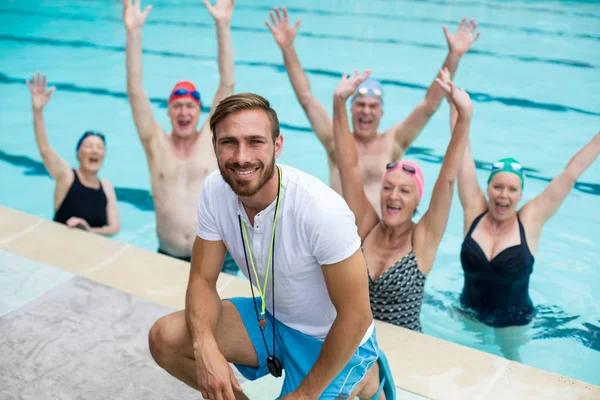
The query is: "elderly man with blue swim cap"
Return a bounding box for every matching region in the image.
[266,7,481,214]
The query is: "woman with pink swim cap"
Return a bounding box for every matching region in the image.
[332,69,473,332]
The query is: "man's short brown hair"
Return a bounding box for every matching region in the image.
[210,93,280,142]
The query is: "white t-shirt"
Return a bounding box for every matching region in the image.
[196,164,363,339]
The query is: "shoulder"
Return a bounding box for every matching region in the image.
[101,179,116,196]
[282,165,348,207]
[517,202,540,231]
[101,178,114,189]
[281,164,355,224]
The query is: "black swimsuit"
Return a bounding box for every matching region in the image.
[460,211,535,327]
[53,169,108,228]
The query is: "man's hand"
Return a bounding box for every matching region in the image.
[333,69,372,102]
[66,217,91,231]
[204,0,235,24]
[436,74,472,115]
[443,17,480,56]
[123,0,152,32]
[265,7,301,48]
[195,341,242,400]
[26,72,55,111]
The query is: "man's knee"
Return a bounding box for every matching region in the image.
[148,317,167,365]
[148,311,195,366]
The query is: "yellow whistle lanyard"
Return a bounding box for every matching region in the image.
[238,166,282,320]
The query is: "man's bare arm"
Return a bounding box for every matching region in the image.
[266,7,335,160]
[204,0,236,115]
[391,17,481,157]
[123,0,161,153]
[186,236,243,399]
[291,250,373,398]
[186,236,226,349]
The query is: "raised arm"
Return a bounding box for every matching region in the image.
[26,72,70,182]
[203,0,235,114]
[390,17,481,157]
[446,75,487,232]
[523,131,600,227]
[414,75,473,273]
[266,7,335,160]
[123,0,161,153]
[332,70,379,239]
[284,250,373,399]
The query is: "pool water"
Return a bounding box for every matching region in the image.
[1,0,599,387]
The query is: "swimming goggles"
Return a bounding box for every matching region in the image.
[76,131,105,151]
[386,161,416,174]
[354,87,383,100]
[491,161,523,173]
[171,88,200,101]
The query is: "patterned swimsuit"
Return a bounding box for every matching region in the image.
[368,250,426,332]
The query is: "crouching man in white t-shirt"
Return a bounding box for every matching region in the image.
[148,93,396,400]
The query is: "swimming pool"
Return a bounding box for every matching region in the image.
[1,0,599,387]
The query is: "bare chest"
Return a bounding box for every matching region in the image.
[151,147,217,191]
[354,138,393,182]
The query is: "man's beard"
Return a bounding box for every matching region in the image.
[219,156,275,197]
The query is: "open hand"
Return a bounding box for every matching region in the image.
[204,0,235,24]
[443,17,480,56]
[334,70,372,101]
[435,73,472,114]
[196,344,242,400]
[122,0,152,32]
[26,72,55,110]
[265,7,301,48]
[66,217,91,231]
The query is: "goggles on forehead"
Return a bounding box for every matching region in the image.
[354,86,383,98]
[386,161,416,174]
[491,161,523,173]
[171,88,201,101]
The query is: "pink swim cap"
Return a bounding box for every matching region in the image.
[382,160,425,200]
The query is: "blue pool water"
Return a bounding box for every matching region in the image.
[1,0,599,386]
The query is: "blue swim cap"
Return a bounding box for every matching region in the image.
[351,79,384,106]
[76,131,106,152]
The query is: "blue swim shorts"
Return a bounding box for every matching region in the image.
[228,296,380,399]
